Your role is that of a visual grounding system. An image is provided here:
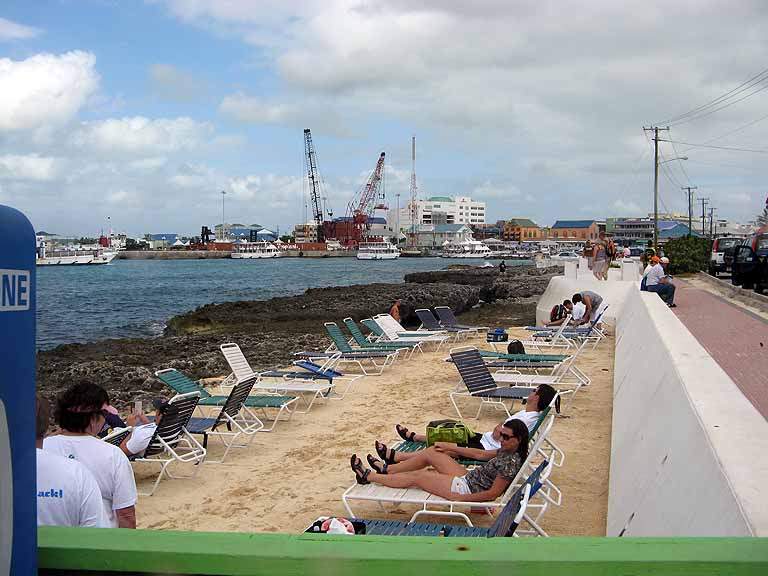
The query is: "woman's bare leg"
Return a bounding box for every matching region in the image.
[369,469,456,499]
[384,447,467,476]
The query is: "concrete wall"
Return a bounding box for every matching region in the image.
[608,289,768,536]
[534,259,639,326]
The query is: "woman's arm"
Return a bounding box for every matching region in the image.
[435,443,496,461]
[449,476,511,502]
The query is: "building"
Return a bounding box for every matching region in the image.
[294,222,318,243]
[387,195,486,237]
[502,218,543,242]
[549,220,599,241]
[145,233,179,249]
[611,218,702,244]
[412,223,474,250]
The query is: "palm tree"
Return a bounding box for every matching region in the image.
[758,196,768,227]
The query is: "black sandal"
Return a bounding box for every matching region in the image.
[366,453,388,474]
[375,441,397,464]
[350,454,371,485]
[396,424,416,442]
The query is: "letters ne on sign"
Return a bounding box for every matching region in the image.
[0,270,30,312]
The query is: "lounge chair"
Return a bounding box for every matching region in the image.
[434,306,489,334]
[451,346,585,416]
[220,343,350,412]
[132,391,207,496]
[154,367,298,432]
[185,377,263,463]
[342,429,561,527]
[316,474,533,537]
[415,308,472,339]
[324,322,406,358]
[102,427,132,447]
[369,316,448,349]
[375,313,446,337]
[478,350,569,362]
[342,317,423,358]
[292,349,396,376]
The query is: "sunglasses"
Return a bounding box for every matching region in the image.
[500,431,516,441]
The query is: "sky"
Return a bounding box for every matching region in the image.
[1,0,767,238]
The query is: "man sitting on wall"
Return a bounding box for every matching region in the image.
[645,256,677,308]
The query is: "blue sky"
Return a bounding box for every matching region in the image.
[1,1,767,237]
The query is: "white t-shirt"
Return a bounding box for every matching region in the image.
[646,263,666,287]
[480,430,501,450]
[125,423,157,456]
[43,435,138,528]
[36,448,106,528]
[571,302,587,322]
[509,409,541,433]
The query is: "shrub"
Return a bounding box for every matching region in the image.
[662,236,712,274]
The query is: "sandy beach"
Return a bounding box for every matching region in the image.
[134,328,613,536]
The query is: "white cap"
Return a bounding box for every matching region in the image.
[660,256,670,263]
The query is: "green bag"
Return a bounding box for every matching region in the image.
[426,420,474,447]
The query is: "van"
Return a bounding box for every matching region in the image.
[709,237,742,276]
[731,233,768,293]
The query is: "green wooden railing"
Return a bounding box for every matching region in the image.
[38,526,768,575]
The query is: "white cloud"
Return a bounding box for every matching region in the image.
[70,116,211,154]
[471,181,522,200]
[219,92,297,124]
[0,17,43,41]
[611,199,643,215]
[149,63,203,101]
[0,51,98,132]
[0,154,59,181]
[229,173,302,209]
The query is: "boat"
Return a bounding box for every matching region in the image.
[231,241,281,259]
[356,241,400,260]
[550,251,580,261]
[441,240,492,258]
[36,240,117,266]
[399,248,422,257]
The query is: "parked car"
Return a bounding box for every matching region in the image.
[731,233,768,293]
[550,251,580,261]
[709,237,742,276]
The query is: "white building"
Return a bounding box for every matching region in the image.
[387,196,486,237]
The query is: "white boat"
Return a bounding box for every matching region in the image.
[36,246,117,266]
[441,240,492,258]
[550,251,580,261]
[356,241,400,260]
[231,241,281,259]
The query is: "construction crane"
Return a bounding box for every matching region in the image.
[303,128,325,243]
[344,152,386,246]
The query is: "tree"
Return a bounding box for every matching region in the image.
[757,196,768,227]
[662,236,712,274]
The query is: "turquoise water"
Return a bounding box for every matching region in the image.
[37,257,527,349]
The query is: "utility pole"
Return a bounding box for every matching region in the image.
[220,190,227,241]
[643,126,669,250]
[709,207,716,238]
[699,198,709,237]
[682,186,698,236]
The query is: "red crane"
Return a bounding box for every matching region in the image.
[343,152,386,246]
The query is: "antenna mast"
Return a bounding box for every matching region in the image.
[408,136,418,248]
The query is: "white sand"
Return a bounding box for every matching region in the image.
[135,330,613,536]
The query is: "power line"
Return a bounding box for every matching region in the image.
[660,139,768,154]
[681,110,768,155]
[656,65,768,125]
[667,135,693,187]
[667,81,768,127]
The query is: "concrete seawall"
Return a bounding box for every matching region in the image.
[536,266,768,536]
[609,289,768,536]
[118,250,356,259]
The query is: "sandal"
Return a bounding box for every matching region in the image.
[350,454,371,485]
[375,440,397,464]
[366,453,388,474]
[396,424,416,442]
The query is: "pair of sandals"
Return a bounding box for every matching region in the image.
[350,425,416,484]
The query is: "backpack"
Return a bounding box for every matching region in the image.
[606,240,616,259]
[507,340,526,355]
[549,304,566,322]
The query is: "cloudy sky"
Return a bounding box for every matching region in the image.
[1,1,767,237]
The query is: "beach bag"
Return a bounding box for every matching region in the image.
[549,304,565,323]
[507,340,526,355]
[426,420,474,447]
[486,328,508,342]
[640,275,648,291]
[606,241,617,259]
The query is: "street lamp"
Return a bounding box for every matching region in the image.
[395,193,400,245]
[654,156,688,249]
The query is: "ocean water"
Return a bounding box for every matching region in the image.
[37,257,530,349]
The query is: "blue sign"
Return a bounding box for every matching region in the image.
[0,205,37,575]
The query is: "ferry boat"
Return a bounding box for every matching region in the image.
[441,240,492,258]
[356,241,400,260]
[36,248,117,266]
[231,241,281,259]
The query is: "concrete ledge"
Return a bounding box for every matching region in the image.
[535,276,637,326]
[37,527,768,575]
[694,272,768,313]
[609,289,768,536]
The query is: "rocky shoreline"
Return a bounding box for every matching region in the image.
[36,265,559,410]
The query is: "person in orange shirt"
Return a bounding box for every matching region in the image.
[389,298,401,323]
